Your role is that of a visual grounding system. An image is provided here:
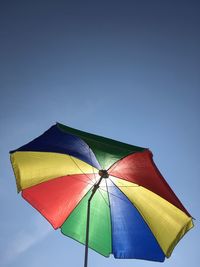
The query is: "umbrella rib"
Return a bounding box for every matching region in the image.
[69,155,95,184]
[99,186,130,204]
[65,174,95,186]
[97,187,110,207]
[88,147,97,183]
[110,176,140,187]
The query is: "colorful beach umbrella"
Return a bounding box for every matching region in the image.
[10,123,193,265]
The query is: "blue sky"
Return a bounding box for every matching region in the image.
[0,1,199,267]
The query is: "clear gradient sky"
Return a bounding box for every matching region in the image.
[0,1,199,267]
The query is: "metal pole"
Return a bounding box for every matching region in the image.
[84,174,105,267]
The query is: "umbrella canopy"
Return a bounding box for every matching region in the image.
[10,123,193,263]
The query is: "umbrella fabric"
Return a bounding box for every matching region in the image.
[10,123,193,262]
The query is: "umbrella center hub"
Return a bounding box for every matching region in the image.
[98,169,109,178]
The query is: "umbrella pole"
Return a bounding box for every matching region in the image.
[84,175,104,267]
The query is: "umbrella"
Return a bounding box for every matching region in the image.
[10,122,193,266]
